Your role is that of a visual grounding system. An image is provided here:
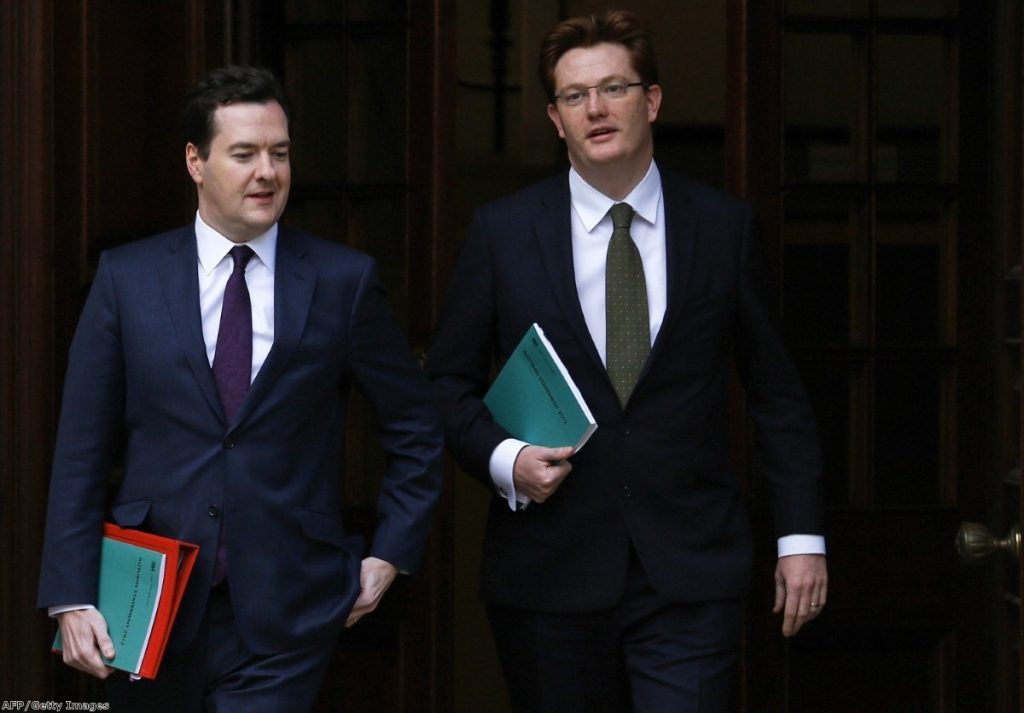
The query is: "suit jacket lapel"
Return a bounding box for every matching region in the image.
[533,175,606,375]
[640,170,697,386]
[238,228,316,422]
[159,226,225,421]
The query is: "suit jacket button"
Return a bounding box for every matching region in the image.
[622,486,631,498]
[208,505,220,518]
[223,438,235,449]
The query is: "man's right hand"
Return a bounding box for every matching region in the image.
[56,608,116,679]
[512,445,574,503]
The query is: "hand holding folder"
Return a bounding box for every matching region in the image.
[53,523,199,679]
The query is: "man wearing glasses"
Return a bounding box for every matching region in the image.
[429,10,827,713]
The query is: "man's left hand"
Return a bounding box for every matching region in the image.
[773,554,828,637]
[346,557,399,627]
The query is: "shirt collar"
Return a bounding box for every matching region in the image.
[194,212,277,275]
[568,160,662,233]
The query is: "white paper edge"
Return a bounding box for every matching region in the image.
[532,323,597,450]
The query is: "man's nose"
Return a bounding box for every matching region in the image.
[254,152,275,179]
[585,87,608,115]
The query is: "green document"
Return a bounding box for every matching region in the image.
[484,323,597,449]
[53,536,166,675]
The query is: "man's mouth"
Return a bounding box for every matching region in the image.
[587,127,617,139]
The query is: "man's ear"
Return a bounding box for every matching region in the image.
[645,84,662,124]
[185,143,203,186]
[546,103,566,139]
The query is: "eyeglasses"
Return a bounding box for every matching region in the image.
[553,80,647,107]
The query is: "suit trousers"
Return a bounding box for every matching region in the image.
[487,548,744,713]
[105,583,337,713]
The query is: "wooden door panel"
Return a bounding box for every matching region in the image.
[737,1,1001,710]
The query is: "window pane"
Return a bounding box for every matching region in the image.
[876,36,951,182]
[876,245,940,345]
[785,245,850,346]
[798,359,853,508]
[783,195,861,346]
[874,361,943,507]
[876,198,948,345]
[785,34,858,182]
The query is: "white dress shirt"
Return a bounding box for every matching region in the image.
[487,162,824,558]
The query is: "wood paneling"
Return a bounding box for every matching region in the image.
[1,0,57,699]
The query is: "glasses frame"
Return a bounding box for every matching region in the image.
[553,80,648,107]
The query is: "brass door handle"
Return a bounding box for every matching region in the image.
[956,522,1021,564]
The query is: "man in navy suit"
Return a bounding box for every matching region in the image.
[37,66,443,712]
[428,11,827,713]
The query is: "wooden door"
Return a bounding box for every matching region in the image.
[735,0,1013,710]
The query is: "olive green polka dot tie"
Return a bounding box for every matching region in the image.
[605,202,649,407]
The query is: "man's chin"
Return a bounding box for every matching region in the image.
[243,210,284,234]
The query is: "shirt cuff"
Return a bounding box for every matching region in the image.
[489,438,531,511]
[777,534,826,558]
[49,604,95,618]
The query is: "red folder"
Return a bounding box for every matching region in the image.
[51,524,199,678]
[101,523,199,679]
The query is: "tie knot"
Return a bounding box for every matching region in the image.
[229,245,254,272]
[609,202,634,231]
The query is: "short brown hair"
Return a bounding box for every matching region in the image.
[538,10,658,102]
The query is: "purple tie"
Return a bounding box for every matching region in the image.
[213,245,254,423]
[211,246,253,584]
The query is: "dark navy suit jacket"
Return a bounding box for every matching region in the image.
[428,169,824,611]
[38,225,443,655]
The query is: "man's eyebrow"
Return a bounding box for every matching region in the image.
[226,140,292,150]
[559,75,629,90]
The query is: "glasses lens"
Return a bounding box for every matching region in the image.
[603,83,627,98]
[563,90,584,105]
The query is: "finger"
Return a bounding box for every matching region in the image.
[64,647,112,679]
[782,583,809,636]
[772,572,786,614]
[544,446,574,463]
[346,602,368,628]
[808,573,828,614]
[95,625,116,661]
